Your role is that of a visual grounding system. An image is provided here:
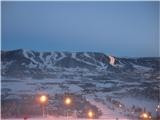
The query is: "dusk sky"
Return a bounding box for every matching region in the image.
[2,1,159,57]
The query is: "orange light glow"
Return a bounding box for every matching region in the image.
[64,97,72,105]
[88,110,94,118]
[40,95,48,103]
[142,113,148,118]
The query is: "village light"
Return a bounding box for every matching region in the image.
[119,104,122,108]
[88,110,94,118]
[40,95,48,103]
[142,112,149,119]
[64,97,72,120]
[64,97,72,105]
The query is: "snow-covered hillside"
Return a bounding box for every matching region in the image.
[2,49,159,78]
[1,49,160,119]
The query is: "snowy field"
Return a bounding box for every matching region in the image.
[2,77,158,119]
[2,116,129,120]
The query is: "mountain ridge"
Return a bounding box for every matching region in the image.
[1,49,160,78]
[1,48,160,58]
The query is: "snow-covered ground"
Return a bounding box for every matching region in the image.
[2,77,158,118]
[87,99,128,120]
[2,114,129,120]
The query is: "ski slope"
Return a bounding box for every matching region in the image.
[87,99,128,120]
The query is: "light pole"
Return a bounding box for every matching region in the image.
[74,110,77,120]
[64,97,72,120]
[39,95,48,118]
[131,111,134,120]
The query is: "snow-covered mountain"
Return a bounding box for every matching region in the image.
[1,49,159,78]
[1,49,160,119]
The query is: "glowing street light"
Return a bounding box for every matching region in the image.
[143,113,148,118]
[88,110,94,119]
[140,112,149,119]
[40,95,48,104]
[64,97,72,106]
[64,97,72,120]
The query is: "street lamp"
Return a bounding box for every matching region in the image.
[64,97,72,120]
[140,112,149,119]
[40,95,48,103]
[142,113,148,118]
[64,97,72,106]
[39,95,48,118]
[87,110,94,119]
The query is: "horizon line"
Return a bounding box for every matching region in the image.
[1,48,159,58]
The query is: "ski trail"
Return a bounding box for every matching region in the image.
[88,99,129,120]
